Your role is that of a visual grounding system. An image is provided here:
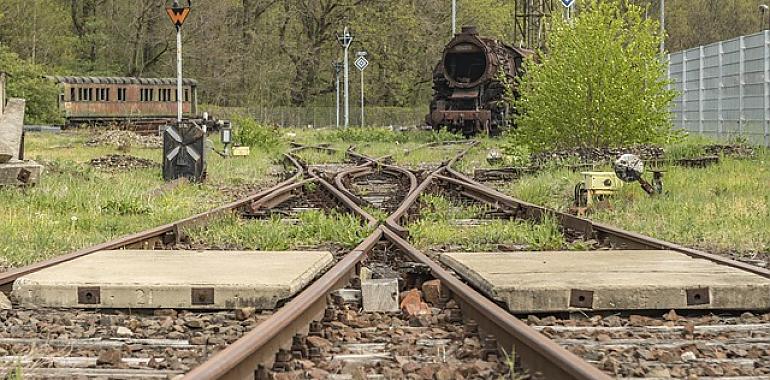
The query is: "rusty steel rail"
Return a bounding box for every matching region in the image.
[184,143,612,380]
[0,153,307,293]
[183,229,383,380]
[381,227,611,380]
[384,141,478,235]
[442,167,770,279]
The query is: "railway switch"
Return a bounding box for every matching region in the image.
[574,154,664,211]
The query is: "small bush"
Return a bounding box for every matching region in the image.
[664,134,711,160]
[499,140,531,167]
[513,0,677,151]
[232,116,284,151]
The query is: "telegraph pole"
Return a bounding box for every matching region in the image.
[333,62,343,128]
[452,0,457,36]
[337,27,353,128]
[660,0,665,55]
[166,0,191,122]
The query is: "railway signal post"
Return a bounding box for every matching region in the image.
[355,52,369,127]
[166,0,191,122]
[163,0,205,182]
[337,28,353,128]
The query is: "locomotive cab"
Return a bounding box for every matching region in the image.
[427,26,530,136]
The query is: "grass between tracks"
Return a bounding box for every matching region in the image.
[501,146,770,257]
[408,194,573,252]
[0,131,278,267]
[184,210,373,251]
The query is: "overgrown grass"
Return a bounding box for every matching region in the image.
[185,211,372,250]
[408,194,569,251]
[0,131,278,267]
[503,149,770,255]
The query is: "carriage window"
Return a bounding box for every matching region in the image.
[96,88,109,102]
[184,89,189,102]
[117,88,126,101]
[88,88,94,101]
[140,88,153,102]
[159,88,171,102]
[70,88,76,101]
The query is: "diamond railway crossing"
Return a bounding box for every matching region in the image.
[0,141,768,379]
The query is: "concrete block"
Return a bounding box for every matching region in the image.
[361,279,399,312]
[440,250,770,313]
[0,140,13,164]
[0,98,25,161]
[12,250,334,309]
[0,160,43,186]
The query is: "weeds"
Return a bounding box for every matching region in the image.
[0,131,278,267]
[504,150,770,255]
[232,115,285,152]
[409,194,568,251]
[186,210,372,250]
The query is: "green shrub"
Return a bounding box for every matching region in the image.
[664,134,712,160]
[0,45,63,124]
[512,0,677,151]
[232,116,284,151]
[499,139,531,167]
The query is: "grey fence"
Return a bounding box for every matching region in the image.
[668,31,770,146]
[207,105,425,128]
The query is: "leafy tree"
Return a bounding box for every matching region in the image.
[512,0,677,151]
[0,45,63,124]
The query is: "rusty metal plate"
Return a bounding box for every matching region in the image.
[77,287,101,304]
[686,288,710,306]
[17,169,31,184]
[191,287,215,305]
[569,289,594,308]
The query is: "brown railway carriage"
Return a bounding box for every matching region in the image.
[46,76,198,126]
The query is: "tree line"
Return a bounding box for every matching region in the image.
[0,0,767,113]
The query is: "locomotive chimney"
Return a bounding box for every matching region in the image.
[461,26,478,35]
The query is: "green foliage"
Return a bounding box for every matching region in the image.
[187,211,372,250]
[0,45,63,124]
[504,150,770,255]
[664,134,712,160]
[327,127,461,144]
[513,0,677,151]
[498,139,531,167]
[410,194,568,251]
[232,116,284,152]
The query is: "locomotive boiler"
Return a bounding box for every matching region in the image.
[427,26,532,136]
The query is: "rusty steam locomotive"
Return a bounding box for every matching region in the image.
[427,26,532,136]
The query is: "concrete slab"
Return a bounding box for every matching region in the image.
[0,98,25,162]
[0,160,43,186]
[440,250,770,313]
[12,250,334,309]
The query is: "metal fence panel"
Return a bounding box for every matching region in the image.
[668,30,770,146]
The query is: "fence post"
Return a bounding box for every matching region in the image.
[739,35,745,138]
[765,30,770,147]
[698,46,705,135]
[718,41,724,141]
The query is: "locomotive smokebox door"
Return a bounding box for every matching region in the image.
[163,122,206,182]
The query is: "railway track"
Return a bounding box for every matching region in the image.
[1,142,768,379]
